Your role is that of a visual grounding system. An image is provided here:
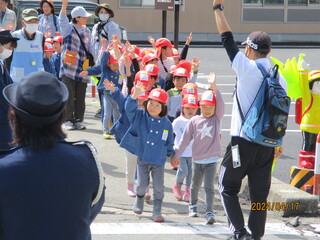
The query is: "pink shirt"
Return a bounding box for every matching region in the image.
[174,90,225,161]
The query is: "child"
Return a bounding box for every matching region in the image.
[43,42,56,76]
[167,67,189,122]
[80,51,122,139]
[172,94,199,203]
[52,34,63,81]
[144,63,166,90]
[120,85,177,222]
[103,72,151,199]
[172,76,225,224]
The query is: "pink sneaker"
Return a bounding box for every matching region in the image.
[183,187,190,203]
[172,184,182,200]
[127,183,136,197]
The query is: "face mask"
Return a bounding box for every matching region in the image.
[99,13,109,22]
[0,44,13,60]
[25,23,39,34]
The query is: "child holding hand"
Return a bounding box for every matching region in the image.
[120,83,178,222]
[172,94,199,203]
[172,74,225,224]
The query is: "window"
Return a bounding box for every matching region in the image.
[120,0,155,8]
[243,0,320,22]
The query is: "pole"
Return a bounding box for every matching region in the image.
[313,133,320,200]
[162,11,167,38]
[174,3,179,49]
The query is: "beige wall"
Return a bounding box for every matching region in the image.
[96,0,320,42]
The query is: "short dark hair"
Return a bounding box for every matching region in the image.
[8,107,67,151]
[0,39,17,48]
[72,17,78,24]
[309,79,320,90]
[143,99,168,118]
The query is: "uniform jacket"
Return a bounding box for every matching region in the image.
[0,140,105,240]
[86,51,122,92]
[109,87,130,143]
[120,96,175,166]
[0,8,17,31]
[0,63,13,151]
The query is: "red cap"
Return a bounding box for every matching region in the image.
[199,90,216,106]
[148,88,169,104]
[144,64,159,76]
[172,48,180,58]
[134,71,151,86]
[177,60,192,74]
[142,53,158,65]
[173,67,189,78]
[182,83,198,96]
[132,45,140,56]
[44,42,55,52]
[155,38,174,57]
[182,94,198,108]
[108,54,118,64]
[131,88,149,100]
[53,35,63,43]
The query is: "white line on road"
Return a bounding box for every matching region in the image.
[90,222,319,237]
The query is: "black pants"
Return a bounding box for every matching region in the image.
[62,76,87,123]
[218,137,274,239]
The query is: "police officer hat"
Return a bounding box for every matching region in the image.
[0,30,20,42]
[3,71,68,126]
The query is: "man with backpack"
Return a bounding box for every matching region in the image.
[212,1,287,240]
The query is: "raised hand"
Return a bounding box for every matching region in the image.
[132,81,144,99]
[185,32,192,45]
[147,36,156,48]
[208,72,217,90]
[103,79,115,92]
[192,56,200,72]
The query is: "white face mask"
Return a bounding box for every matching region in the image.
[25,23,39,34]
[0,44,13,60]
[99,13,109,22]
[311,81,320,95]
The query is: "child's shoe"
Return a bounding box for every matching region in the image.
[103,130,112,140]
[172,184,182,200]
[133,196,144,215]
[144,186,151,201]
[127,183,136,197]
[188,204,198,217]
[152,199,164,222]
[205,212,216,225]
[183,187,190,203]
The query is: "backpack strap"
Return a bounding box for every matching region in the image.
[53,14,58,32]
[97,21,109,40]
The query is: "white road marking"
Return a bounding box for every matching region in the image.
[90,222,319,237]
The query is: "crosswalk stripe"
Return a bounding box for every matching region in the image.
[90,222,320,237]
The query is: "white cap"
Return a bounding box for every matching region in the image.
[71,6,92,18]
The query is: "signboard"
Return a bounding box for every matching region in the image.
[155,0,175,11]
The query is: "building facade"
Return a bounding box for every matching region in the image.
[100,0,320,44]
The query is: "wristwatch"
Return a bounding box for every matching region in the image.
[213,4,224,11]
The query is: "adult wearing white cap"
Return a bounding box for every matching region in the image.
[58,0,93,130]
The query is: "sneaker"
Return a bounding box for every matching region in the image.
[183,187,190,203]
[172,184,183,201]
[205,212,216,224]
[127,183,136,197]
[63,121,76,130]
[188,204,198,217]
[103,131,112,140]
[94,109,101,118]
[74,122,86,130]
[227,232,252,240]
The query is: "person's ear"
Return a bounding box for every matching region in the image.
[21,20,26,26]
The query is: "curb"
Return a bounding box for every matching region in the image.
[240,176,319,217]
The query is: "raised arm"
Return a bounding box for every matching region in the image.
[212,0,231,34]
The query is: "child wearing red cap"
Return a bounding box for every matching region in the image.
[43,42,56,76]
[120,84,178,222]
[103,74,151,199]
[52,34,63,80]
[154,38,175,80]
[144,63,166,89]
[80,51,122,139]
[172,94,199,203]
[172,76,225,225]
[167,67,189,122]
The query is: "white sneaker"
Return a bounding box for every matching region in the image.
[74,122,86,130]
[63,121,75,130]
